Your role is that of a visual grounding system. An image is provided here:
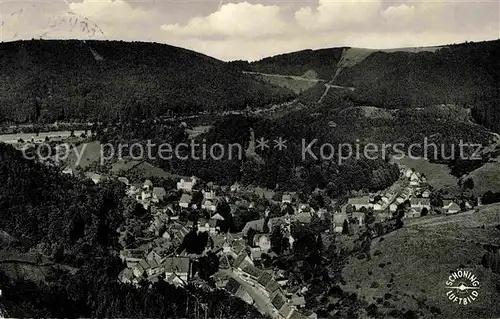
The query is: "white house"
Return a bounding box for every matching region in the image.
[443,200,460,214]
[347,197,372,211]
[333,213,348,233]
[201,199,217,212]
[410,198,431,210]
[177,176,197,192]
[389,203,398,212]
[179,194,192,208]
[282,194,292,205]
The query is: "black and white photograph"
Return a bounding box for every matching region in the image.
[0,0,499,318]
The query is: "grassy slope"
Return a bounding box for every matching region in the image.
[342,204,500,318]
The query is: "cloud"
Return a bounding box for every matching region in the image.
[295,0,382,31]
[0,0,498,61]
[161,2,288,38]
[69,0,149,25]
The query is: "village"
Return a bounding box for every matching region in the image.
[55,158,478,319]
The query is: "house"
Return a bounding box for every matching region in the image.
[347,197,372,211]
[177,176,197,192]
[201,198,217,212]
[404,208,421,219]
[163,257,191,284]
[211,213,225,221]
[85,172,102,184]
[389,203,398,212]
[152,187,167,202]
[62,167,74,175]
[410,198,431,210]
[443,200,460,214]
[132,259,150,278]
[291,295,306,308]
[253,233,271,251]
[143,179,153,190]
[230,182,241,193]
[241,264,263,280]
[282,194,292,205]
[333,213,348,233]
[117,177,129,185]
[409,172,420,186]
[279,303,295,319]
[350,212,364,226]
[179,194,192,208]
[146,249,163,265]
[257,271,273,288]
[272,292,287,311]
[202,189,217,200]
[422,190,431,198]
[373,202,383,211]
[118,268,134,284]
[233,252,254,270]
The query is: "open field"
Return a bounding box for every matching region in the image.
[244,71,324,94]
[393,156,458,191]
[462,160,500,196]
[342,204,500,318]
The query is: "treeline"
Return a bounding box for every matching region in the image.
[0,40,294,123]
[231,47,346,79]
[0,257,261,318]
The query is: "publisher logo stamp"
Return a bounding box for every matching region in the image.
[445,270,480,305]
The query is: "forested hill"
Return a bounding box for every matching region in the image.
[0,40,294,123]
[334,40,500,118]
[231,47,346,79]
[235,40,500,133]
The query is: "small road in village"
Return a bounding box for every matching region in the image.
[219,269,280,318]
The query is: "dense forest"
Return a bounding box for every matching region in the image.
[231,47,346,79]
[0,144,261,317]
[333,40,500,132]
[0,40,294,123]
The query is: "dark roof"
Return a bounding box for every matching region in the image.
[257,271,273,286]
[271,291,286,310]
[265,279,280,294]
[242,264,262,278]
[225,278,241,294]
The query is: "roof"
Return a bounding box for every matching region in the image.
[265,279,280,294]
[117,177,129,185]
[208,219,217,227]
[272,291,286,310]
[290,310,308,319]
[347,197,370,205]
[279,303,294,319]
[233,252,249,268]
[411,198,430,205]
[282,194,292,201]
[179,194,192,204]
[257,271,273,286]
[224,278,241,294]
[144,179,153,186]
[164,257,190,273]
[153,187,167,200]
[292,295,306,306]
[242,264,263,278]
[333,213,348,223]
[211,213,225,221]
[448,203,460,211]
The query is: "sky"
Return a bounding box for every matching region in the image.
[0,0,498,61]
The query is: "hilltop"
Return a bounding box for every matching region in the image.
[0,40,294,123]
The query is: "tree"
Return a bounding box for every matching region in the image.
[365,209,375,225]
[464,178,475,190]
[342,220,349,235]
[421,207,429,216]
